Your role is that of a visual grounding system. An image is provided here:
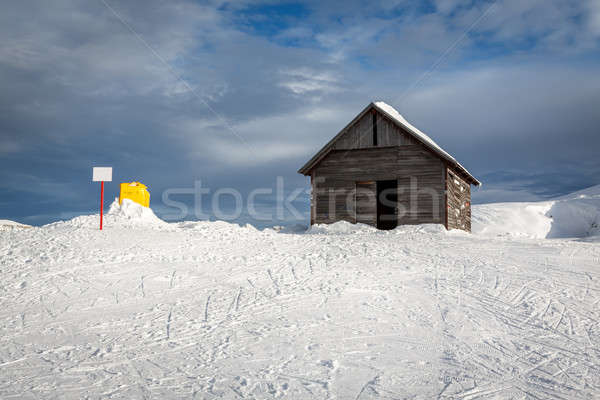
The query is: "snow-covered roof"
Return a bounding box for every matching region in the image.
[372,101,480,185]
[298,101,480,186]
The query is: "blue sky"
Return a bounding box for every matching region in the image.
[1,0,600,226]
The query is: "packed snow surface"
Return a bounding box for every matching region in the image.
[1,195,600,398]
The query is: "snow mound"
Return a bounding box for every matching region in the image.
[472,202,553,238]
[176,220,258,235]
[547,197,600,238]
[107,198,164,224]
[45,199,168,229]
[307,221,449,236]
[392,223,449,235]
[473,184,600,239]
[305,222,449,236]
[307,220,378,235]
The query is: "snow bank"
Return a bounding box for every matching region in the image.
[106,198,165,225]
[307,220,378,235]
[547,197,600,238]
[176,219,259,235]
[306,221,448,236]
[31,184,600,240]
[472,202,553,238]
[473,184,600,239]
[45,199,168,229]
[392,223,450,235]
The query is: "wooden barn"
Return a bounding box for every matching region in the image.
[298,101,481,232]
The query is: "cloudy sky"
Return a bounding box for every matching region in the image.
[1,0,599,226]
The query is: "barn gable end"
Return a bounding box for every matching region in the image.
[331,108,416,150]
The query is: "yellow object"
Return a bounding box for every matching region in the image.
[119,182,150,207]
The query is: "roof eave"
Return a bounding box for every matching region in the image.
[449,162,481,186]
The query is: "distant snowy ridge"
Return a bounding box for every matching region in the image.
[473,184,600,239]
[0,220,31,229]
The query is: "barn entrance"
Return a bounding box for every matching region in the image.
[376,180,398,230]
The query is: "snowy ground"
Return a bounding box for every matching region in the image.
[1,191,600,399]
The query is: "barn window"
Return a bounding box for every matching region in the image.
[372,112,378,146]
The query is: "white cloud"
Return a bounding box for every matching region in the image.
[278,68,342,94]
[0,139,21,154]
[172,103,352,166]
[586,0,600,36]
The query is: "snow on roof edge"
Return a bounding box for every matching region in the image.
[373,101,480,185]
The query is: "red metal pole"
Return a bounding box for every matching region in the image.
[100,181,104,230]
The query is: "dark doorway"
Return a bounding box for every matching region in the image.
[377,180,398,230]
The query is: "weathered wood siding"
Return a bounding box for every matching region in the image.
[333,110,415,150]
[310,171,315,225]
[313,145,446,226]
[356,181,376,225]
[397,145,445,225]
[313,147,397,224]
[446,166,471,231]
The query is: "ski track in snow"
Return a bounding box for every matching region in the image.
[1,222,600,399]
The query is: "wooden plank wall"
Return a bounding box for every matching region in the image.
[310,171,315,225]
[313,147,397,224]
[378,112,416,147]
[313,145,446,226]
[333,110,415,150]
[314,179,356,224]
[396,145,445,225]
[446,166,472,232]
[356,181,377,226]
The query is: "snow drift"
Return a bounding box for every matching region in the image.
[106,198,166,226]
[23,184,600,241]
[473,184,600,239]
[307,220,377,235]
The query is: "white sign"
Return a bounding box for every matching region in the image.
[93,167,113,182]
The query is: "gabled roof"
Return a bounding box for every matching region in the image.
[298,101,481,186]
